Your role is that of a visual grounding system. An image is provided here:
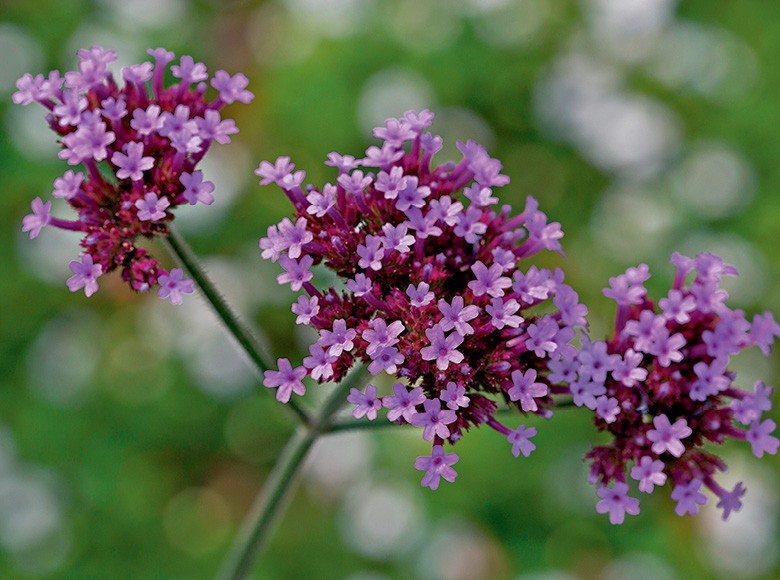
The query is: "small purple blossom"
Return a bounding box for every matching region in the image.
[157,268,194,305]
[112,142,154,181]
[716,482,746,521]
[411,398,457,441]
[630,457,667,493]
[22,197,51,239]
[180,171,215,206]
[52,170,84,200]
[745,419,779,458]
[66,254,102,297]
[507,369,548,412]
[437,296,480,336]
[420,326,464,371]
[406,282,434,308]
[135,192,170,222]
[291,295,319,325]
[647,415,692,457]
[277,255,314,292]
[508,425,537,458]
[263,358,307,403]
[440,382,470,410]
[486,297,523,329]
[596,482,640,525]
[384,384,425,422]
[468,261,512,298]
[320,319,356,357]
[210,70,254,104]
[671,479,708,516]
[415,446,458,490]
[347,385,382,420]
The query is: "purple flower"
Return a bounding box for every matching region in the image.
[277,255,314,292]
[595,396,620,424]
[263,358,307,403]
[381,223,415,254]
[324,152,359,173]
[291,295,319,325]
[611,349,648,387]
[347,385,382,420]
[357,235,385,271]
[195,110,238,144]
[135,192,170,222]
[437,296,480,336]
[52,170,84,200]
[603,273,646,306]
[415,446,458,490]
[508,425,537,458]
[302,343,337,381]
[420,326,464,370]
[716,482,745,521]
[255,109,581,488]
[180,171,215,206]
[320,319,356,357]
[671,479,708,516]
[210,70,254,104]
[732,381,773,425]
[745,419,779,458]
[338,170,373,195]
[157,268,194,305]
[596,482,641,524]
[112,142,154,181]
[384,383,425,422]
[578,341,620,384]
[411,398,457,441]
[749,312,780,355]
[508,369,548,412]
[278,217,313,260]
[468,261,512,298]
[368,345,405,375]
[524,316,559,358]
[584,253,778,523]
[440,382,470,410]
[255,156,296,186]
[306,184,336,217]
[130,105,163,136]
[486,297,523,329]
[363,319,404,357]
[347,273,372,297]
[647,415,692,457]
[375,166,408,199]
[15,46,251,296]
[406,282,434,308]
[67,254,103,297]
[630,457,667,493]
[171,55,208,84]
[22,197,51,239]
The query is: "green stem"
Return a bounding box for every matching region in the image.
[162,226,311,425]
[215,365,368,580]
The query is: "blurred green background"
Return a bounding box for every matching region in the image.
[1,0,779,578]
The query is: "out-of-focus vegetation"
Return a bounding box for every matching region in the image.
[0,0,777,578]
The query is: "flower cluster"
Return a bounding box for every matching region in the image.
[16,46,252,302]
[572,253,779,524]
[258,110,589,489]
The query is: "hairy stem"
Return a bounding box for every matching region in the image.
[216,365,368,580]
[162,226,311,425]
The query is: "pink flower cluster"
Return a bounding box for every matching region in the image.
[575,253,779,524]
[17,46,252,302]
[259,110,589,489]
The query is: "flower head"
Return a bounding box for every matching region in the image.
[580,253,777,523]
[15,46,251,300]
[256,110,584,486]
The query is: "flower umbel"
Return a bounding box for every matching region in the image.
[258,110,586,487]
[16,46,251,299]
[580,253,778,523]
